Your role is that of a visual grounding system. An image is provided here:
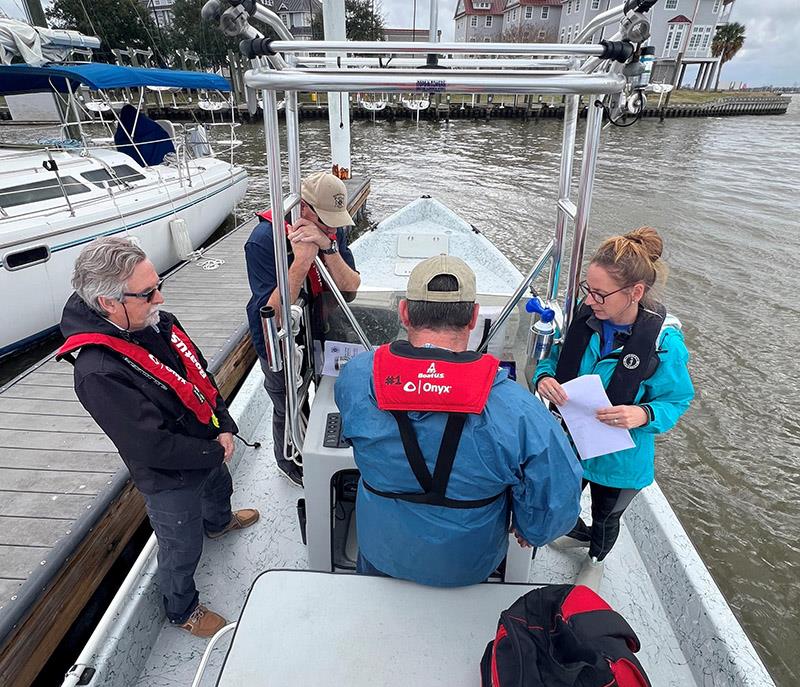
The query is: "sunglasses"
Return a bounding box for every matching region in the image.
[578,280,630,305]
[123,279,164,303]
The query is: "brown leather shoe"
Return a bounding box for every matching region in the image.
[206,508,260,539]
[178,604,227,638]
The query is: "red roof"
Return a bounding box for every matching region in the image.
[456,0,506,16]
[517,0,562,5]
[667,14,692,23]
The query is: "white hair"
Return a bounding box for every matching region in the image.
[72,237,147,315]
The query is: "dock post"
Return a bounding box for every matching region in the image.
[323,0,351,178]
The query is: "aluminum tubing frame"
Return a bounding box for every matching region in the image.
[268,40,606,57]
[262,87,305,454]
[297,57,574,70]
[563,97,605,331]
[546,94,580,303]
[244,69,626,96]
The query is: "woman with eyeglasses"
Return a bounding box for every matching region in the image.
[534,226,694,592]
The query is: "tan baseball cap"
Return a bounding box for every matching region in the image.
[301,172,355,228]
[406,255,477,303]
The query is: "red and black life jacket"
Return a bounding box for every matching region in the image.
[257,208,330,297]
[481,584,651,687]
[56,324,220,429]
[555,303,666,406]
[365,341,506,509]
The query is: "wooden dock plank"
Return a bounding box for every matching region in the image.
[0,386,79,402]
[0,580,21,606]
[0,430,115,453]
[0,492,98,520]
[0,547,46,581]
[0,399,87,417]
[0,469,114,495]
[0,449,119,473]
[0,414,104,435]
[14,377,74,389]
[0,518,73,549]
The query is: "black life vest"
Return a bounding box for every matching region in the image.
[56,324,220,428]
[481,584,651,687]
[555,303,666,406]
[364,341,506,509]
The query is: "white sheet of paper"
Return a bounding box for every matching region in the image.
[557,374,635,460]
[321,340,367,377]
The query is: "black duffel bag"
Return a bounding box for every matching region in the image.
[480,584,651,687]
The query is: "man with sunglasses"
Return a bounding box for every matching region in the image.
[245,172,361,486]
[58,237,259,638]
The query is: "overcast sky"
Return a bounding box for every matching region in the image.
[379,0,799,86]
[1,0,796,85]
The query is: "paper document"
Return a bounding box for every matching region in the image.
[322,340,367,377]
[557,374,635,460]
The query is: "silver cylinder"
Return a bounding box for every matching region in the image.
[563,97,605,331]
[268,40,606,56]
[260,305,283,372]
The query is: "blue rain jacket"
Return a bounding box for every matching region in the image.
[534,321,694,490]
[335,350,583,587]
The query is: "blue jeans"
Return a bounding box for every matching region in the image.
[143,463,233,623]
[356,551,389,577]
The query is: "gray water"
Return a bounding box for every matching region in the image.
[232,103,800,685]
[2,102,798,684]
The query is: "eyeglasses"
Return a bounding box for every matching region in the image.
[123,279,164,303]
[578,280,630,305]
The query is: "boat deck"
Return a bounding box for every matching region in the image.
[0,176,371,687]
[131,365,699,687]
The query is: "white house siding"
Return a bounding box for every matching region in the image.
[502,2,562,43]
[648,0,733,59]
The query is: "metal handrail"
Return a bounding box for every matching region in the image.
[313,256,373,351]
[190,623,237,687]
[297,57,574,70]
[268,39,607,57]
[244,68,627,96]
[477,241,553,355]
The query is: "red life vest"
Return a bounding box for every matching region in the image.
[56,324,220,428]
[256,208,326,297]
[365,343,505,509]
[373,343,499,414]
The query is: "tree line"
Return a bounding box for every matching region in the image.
[47,0,385,69]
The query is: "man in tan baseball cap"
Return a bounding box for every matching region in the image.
[245,171,360,486]
[333,252,582,587]
[300,171,356,229]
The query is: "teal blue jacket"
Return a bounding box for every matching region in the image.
[534,317,694,490]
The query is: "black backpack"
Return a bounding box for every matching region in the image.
[480,584,651,687]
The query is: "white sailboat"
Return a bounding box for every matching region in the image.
[0,62,248,356]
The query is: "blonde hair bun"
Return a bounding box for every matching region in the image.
[624,226,663,263]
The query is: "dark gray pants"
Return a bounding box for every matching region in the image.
[143,463,233,623]
[259,356,294,473]
[568,480,639,561]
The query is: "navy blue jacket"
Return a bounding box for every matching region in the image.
[245,217,356,358]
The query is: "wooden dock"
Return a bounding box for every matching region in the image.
[0,176,370,687]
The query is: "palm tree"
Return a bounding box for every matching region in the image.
[711,22,746,91]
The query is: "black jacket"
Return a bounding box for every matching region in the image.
[60,292,238,494]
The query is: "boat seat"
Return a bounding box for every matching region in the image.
[154,119,176,144]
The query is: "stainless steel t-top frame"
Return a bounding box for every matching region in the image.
[204,0,658,452]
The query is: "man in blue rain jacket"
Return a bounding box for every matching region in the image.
[335,255,582,587]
